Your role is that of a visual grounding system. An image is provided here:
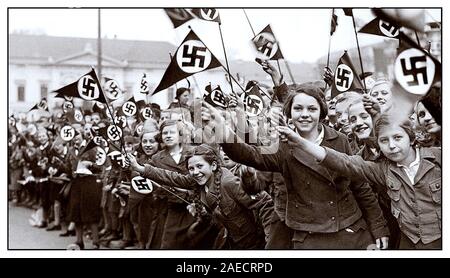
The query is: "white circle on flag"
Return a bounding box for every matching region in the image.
[107,125,123,141]
[9,117,16,127]
[131,176,153,194]
[122,101,137,117]
[104,79,122,100]
[200,8,219,20]
[379,20,400,38]
[60,125,75,141]
[63,96,74,101]
[107,150,125,167]
[394,48,435,96]
[74,109,84,122]
[176,40,212,74]
[240,94,264,117]
[210,89,228,108]
[135,123,144,136]
[27,124,37,136]
[115,115,127,128]
[253,32,279,60]
[63,101,74,112]
[334,64,354,92]
[141,107,153,120]
[77,75,100,101]
[93,136,108,148]
[95,147,107,166]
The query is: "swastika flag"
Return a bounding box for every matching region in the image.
[103,77,123,100]
[241,81,265,117]
[153,30,222,95]
[394,32,441,96]
[359,17,400,38]
[164,8,195,28]
[191,8,221,23]
[252,24,284,60]
[28,98,49,112]
[53,68,107,103]
[203,84,228,109]
[331,51,364,98]
[140,73,150,95]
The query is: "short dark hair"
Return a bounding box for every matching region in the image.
[282,83,328,121]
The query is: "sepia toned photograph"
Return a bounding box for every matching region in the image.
[7,7,442,252]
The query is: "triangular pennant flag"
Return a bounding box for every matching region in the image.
[28,104,38,112]
[359,17,400,38]
[372,8,425,32]
[152,30,222,95]
[331,51,364,98]
[393,32,441,96]
[28,98,49,112]
[343,8,353,17]
[54,68,107,103]
[164,8,195,28]
[240,82,265,116]
[330,10,338,36]
[191,8,221,23]
[78,139,97,158]
[140,73,150,95]
[91,102,108,119]
[252,24,284,60]
[103,77,123,100]
[203,84,228,109]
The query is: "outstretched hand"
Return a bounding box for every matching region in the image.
[258,59,283,86]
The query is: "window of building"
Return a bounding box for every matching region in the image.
[17,85,25,102]
[167,87,174,103]
[40,83,48,99]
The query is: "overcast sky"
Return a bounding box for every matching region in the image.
[9,8,441,63]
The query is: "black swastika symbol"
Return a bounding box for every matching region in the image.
[143,108,152,118]
[63,128,73,138]
[108,127,121,139]
[336,67,352,88]
[380,21,399,36]
[108,83,120,97]
[96,152,104,161]
[80,78,97,99]
[124,103,136,114]
[141,80,148,91]
[255,36,274,57]
[135,178,151,191]
[182,45,207,68]
[202,8,217,19]
[400,56,428,86]
[213,91,226,105]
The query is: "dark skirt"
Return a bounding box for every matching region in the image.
[67,175,102,224]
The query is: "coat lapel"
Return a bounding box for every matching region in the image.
[414,148,437,184]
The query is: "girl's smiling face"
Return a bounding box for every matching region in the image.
[187,155,217,186]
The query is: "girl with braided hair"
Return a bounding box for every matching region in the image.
[127,144,274,249]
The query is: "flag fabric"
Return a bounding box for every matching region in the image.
[191,8,221,23]
[103,77,123,100]
[393,32,441,96]
[54,68,107,103]
[78,139,98,158]
[64,108,85,125]
[140,73,150,95]
[29,98,49,112]
[120,97,138,118]
[331,51,364,98]
[342,8,353,16]
[330,10,338,36]
[203,84,228,109]
[164,8,195,28]
[152,30,222,95]
[359,17,400,38]
[251,24,284,60]
[240,82,265,117]
[372,8,425,32]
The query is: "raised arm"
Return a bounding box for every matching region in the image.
[127,154,197,190]
[277,126,387,187]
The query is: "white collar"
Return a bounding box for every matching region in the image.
[315,125,325,145]
[397,148,420,169]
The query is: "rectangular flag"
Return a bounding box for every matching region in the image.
[164,8,195,28]
[191,8,221,23]
[251,24,284,60]
[152,30,222,95]
[331,51,364,98]
[54,68,107,103]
